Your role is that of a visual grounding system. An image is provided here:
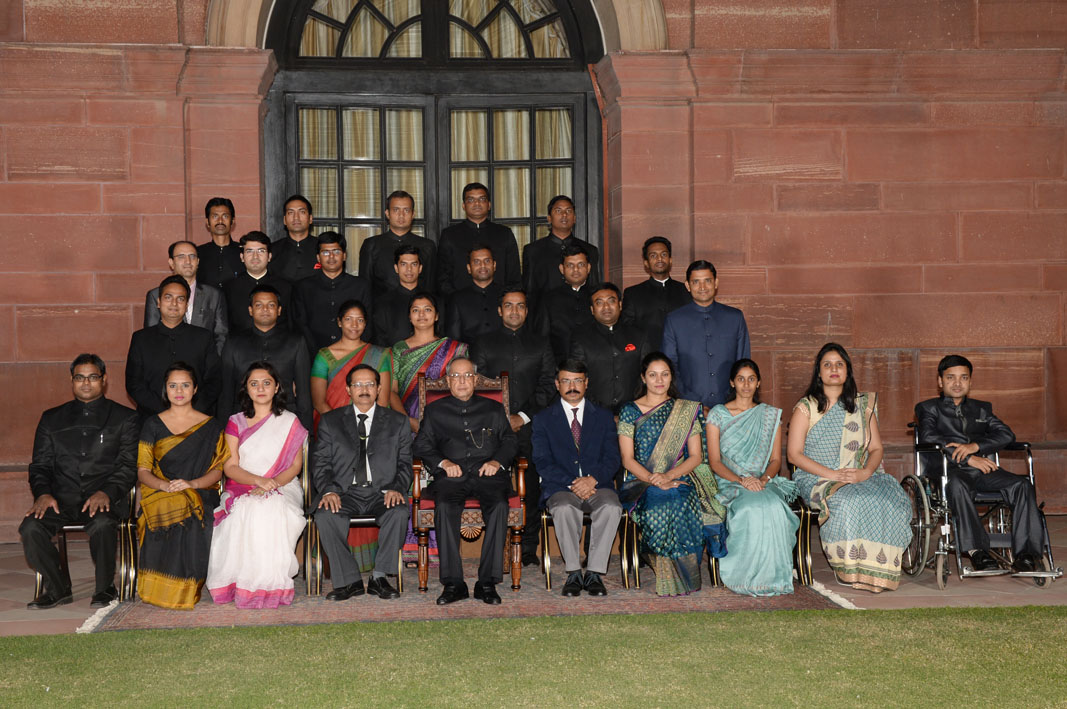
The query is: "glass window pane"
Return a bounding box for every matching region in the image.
[299,108,338,160]
[493,167,530,219]
[342,108,380,160]
[300,18,340,57]
[373,0,420,25]
[514,0,552,24]
[450,168,490,220]
[482,11,528,58]
[451,110,487,162]
[536,166,571,214]
[386,109,423,161]
[386,167,424,218]
[449,23,485,58]
[535,222,551,240]
[535,108,572,159]
[530,18,570,58]
[510,224,531,262]
[342,9,389,57]
[311,0,357,23]
[409,224,425,237]
[344,167,381,218]
[301,168,339,219]
[386,22,422,57]
[493,109,529,160]
[450,0,496,26]
[345,225,379,275]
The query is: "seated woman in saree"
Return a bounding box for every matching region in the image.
[706,358,798,597]
[618,352,719,597]
[787,342,912,593]
[136,362,228,610]
[206,361,308,608]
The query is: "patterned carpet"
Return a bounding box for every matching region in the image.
[90,560,844,632]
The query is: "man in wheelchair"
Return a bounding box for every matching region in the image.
[915,355,1043,574]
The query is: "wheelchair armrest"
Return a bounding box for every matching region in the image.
[1004,441,1031,452]
[914,443,946,455]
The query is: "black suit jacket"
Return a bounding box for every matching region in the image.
[358,230,437,297]
[293,270,375,354]
[569,321,650,414]
[470,325,555,419]
[445,282,504,343]
[223,271,293,334]
[125,322,221,417]
[144,281,229,354]
[311,405,413,507]
[270,234,319,283]
[436,219,521,296]
[521,234,601,311]
[196,240,243,291]
[532,283,596,361]
[219,325,313,430]
[915,395,1016,472]
[412,395,517,479]
[620,277,690,351]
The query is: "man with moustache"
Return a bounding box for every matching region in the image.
[445,245,504,343]
[436,182,521,297]
[313,364,412,601]
[223,231,293,334]
[372,245,424,348]
[126,275,221,418]
[197,197,244,291]
[532,243,596,361]
[413,357,517,605]
[359,190,437,297]
[521,195,600,311]
[21,354,139,609]
[144,240,228,354]
[293,231,374,354]
[621,236,690,351]
[270,194,319,284]
[471,288,555,565]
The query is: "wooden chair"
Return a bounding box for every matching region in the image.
[410,371,527,593]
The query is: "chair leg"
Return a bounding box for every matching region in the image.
[417,526,429,593]
[542,514,552,591]
[510,526,522,591]
[794,507,814,586]
[396,548,403,594]
[631,519,641,590]
[619,515,630,589]
[58,530,69,578]
[709,556,722,587]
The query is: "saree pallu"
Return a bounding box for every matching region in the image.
[312,343,392,570]
[137,416,228,610]
[207,411,308,608]
[709,403,799,597]
[619,399,707,596]
[793,393,912,591]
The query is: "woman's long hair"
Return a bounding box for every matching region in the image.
[725,357,762,404]
[633,351,680,399]
[237,360,288,417]
[803,342,857,414]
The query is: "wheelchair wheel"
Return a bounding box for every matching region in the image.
[1033,556,1053,588]
[900,475,930,576]
[935,553,950,590]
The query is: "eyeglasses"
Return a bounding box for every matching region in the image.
[348,381,377,389]
[447,373,477,380]
[558,377,585,385]
[73,374,102,383]
[320,249,343,257]
[243,248,268,256]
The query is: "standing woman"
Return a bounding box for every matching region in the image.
[137,362,228,609]
[787,343,912,593]
[207,362,307,608]
[706,358,798,597]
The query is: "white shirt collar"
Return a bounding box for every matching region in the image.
[561,397,586,423]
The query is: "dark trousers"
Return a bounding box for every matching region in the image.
[19,506,120,596]
[314,486,408,588]
[947,467,1042,557]
[431,473,509,586]
[517,424,540,555]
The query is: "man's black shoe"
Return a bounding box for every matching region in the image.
[969,550,999,572]
[90,585,118,608]
[473,582,502,605]
[561,572,583,597]
[367,577,400,599]
[436,583,470,605]
[1012,553,1039,573]
[583,571,607,596]
[27,590,73,610]
[325,580,365,601]
[521,552,540,567]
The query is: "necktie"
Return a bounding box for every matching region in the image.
[355,413,369,484]
[570,407,581,448]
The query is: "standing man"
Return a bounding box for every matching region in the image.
[436,182,521,297]
[522,195,600,311]
[223,231,293,334]
[915,355,1044,573]
[662,261,750,411]
[532,242,596,361]
[445,245,504,343]
[126,275,220,418]
[532,359,622,597]
[21,354,139,609]
[219,285,312,430]
[569,283,650,415]
[270,194,319,284]
[313,364,412,601]
[471,288,555,565]
[621,236,690,351]
[197,197,244,291]
[359,190,436,297]
[371,245,423,348]
[293,231,374,354]
[145,240,228,354]
[413,357,517,605]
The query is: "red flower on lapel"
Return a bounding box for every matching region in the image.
[624,343,636,352]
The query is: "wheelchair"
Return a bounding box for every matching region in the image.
[899,423,1062,590]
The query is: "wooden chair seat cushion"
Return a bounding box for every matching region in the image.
[415,496,524,529]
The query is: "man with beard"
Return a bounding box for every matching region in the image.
[445,245,504,343]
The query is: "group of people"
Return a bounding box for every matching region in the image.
[21,187,1047,611]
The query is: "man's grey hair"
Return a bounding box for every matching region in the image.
[445,357,477,375]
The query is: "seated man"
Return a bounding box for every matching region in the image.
[20,354,138,609]
[413,357,517,605]
[532,359,622,597]
[312,364,412,601]
[915,354,1044,573]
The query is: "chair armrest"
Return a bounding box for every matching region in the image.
[914,443,946,455]
[513,457,527,499]
[412,459,423,501]
[1004,441,1031,452]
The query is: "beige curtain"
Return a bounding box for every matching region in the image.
[451,110,487,162]
[450,168,489,219]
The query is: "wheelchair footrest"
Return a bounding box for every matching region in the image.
[961,568,1012,577]
[1011,568,1063,579]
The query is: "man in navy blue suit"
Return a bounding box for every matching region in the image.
[532,359,622,597]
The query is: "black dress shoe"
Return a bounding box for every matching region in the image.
[367,576,400,600]
[1012,553,1039,573]
[27,590,73,610]
[436,583,470,605]
[473,582,502,605]
[90,585,118,608]
[325,580,365,601]
[521,552,540,567]
[583,571,607,597]
[561,572,583,597]
[969,550,999,572]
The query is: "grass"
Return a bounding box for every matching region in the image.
[1,607,1066,707]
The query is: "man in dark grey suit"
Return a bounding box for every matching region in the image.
[145,240,228,353]
[312,363,413,600]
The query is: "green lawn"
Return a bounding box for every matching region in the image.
[2,607,1065,707]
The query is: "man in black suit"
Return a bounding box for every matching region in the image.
[915,354,1044,573]
[293,231,374,354]
[532,242,596,361]
[413,357,517,605]
[223,231,293,334]
[569,283,650,415]
[371,245,422,348]
[436,182,521,297]
[532,359,622,597]
[358,190,436,297]
[445,244,503,343]
[126,275,220,418]
[270,194,319,284]
[145,240,228,354]
[620,236,690,351]
[471,288,555,565]
[21,354,138,609]
[313,364,412,601]
[521,195,600,311]
[197,197,243,291]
